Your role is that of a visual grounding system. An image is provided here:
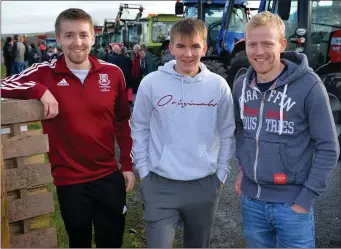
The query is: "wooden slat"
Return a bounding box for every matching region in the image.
[11,227,57,248]
[5,163,52,191]
[7,192,54,223]
[1,148,10,248]
[1,100,45,125]
[2,134,49,159]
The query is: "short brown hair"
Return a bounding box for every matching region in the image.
[170,18,207,43]
[55,8,94,36]
[245,11,285,40]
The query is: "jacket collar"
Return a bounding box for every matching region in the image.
[53,54,105,74]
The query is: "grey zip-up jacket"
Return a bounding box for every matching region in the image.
[233,51,340,210]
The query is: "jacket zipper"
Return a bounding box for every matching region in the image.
[253,91,267,199]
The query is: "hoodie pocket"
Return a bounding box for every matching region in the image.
[257,141,296,185]
[158,144,213,178]
[238,137,257,182]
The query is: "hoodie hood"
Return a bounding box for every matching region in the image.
[158,60,210,83]
[239,51,313,135]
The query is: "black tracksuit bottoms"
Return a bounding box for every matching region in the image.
[56,170,126,248]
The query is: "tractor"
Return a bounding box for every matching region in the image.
[166,0,259,79]
[138,13,183,66]
[95,3,143,51]
[228,0,341,158]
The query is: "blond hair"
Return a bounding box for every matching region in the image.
[170,18,207,43]
[245,11,285,40]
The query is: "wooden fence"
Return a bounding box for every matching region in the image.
[1,99,57,248]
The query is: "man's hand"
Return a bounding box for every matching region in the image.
[291,204,309,214]
[40,90,59,119]
[122,171,135,192]
[235,170,243,196]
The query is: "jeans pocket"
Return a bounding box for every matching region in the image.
[282,203,311,215]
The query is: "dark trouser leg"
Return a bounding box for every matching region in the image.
[5,62,12,77]
[92,171,127,248]
[56,183,94,248]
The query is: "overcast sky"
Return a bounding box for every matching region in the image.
[1,1,176,34]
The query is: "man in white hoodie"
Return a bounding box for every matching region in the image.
[132,18,236,248]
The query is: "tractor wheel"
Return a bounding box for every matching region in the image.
[161,47,174,64]
[151,54,162,71]
[202,59,229,81]
[320,71,341,161]
[227,51,250,89]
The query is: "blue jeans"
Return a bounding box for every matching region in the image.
[13,61,26,74]
[241,196,315,248]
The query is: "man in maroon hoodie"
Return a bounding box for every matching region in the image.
[1,8,135,248]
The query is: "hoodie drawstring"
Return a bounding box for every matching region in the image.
[181,76,196,108]
[278,84,288,135]
[240,78,247,119]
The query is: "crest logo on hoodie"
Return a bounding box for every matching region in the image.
[98,74,111,92]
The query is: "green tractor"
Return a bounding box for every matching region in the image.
[137,14,183,66]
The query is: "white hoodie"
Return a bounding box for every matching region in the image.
[131,60,236,183]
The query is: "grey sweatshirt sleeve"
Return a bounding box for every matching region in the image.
[217,84,236,184]
[131,80,153,179]
[294,80,340,210]
[232,78,245,166]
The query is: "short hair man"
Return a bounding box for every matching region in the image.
[233,11,339,248]
[132,18,236,247]
[1,8,135,248]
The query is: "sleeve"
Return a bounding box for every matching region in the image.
[217,83,236,183]
[114,69,133,172]
[294,81,340,210]
[232,78,245,167]
[1,63,48,100]
[131,78,153,179]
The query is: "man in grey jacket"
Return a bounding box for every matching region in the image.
[233,12,339,248]
[12,34,26,74]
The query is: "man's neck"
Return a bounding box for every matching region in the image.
[257,62,285,83]
[174,64,200,77]
[65,58,92,71]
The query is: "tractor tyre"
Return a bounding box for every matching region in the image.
[227,51,250,89]
[202,59,229,81]
[320,71,341,161]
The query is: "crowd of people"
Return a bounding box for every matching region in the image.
[2,34,63,77]
[92,42,156,99]
[1,7,340,249]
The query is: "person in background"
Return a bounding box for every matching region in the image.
[28,43,41,66]
[20,35,29,69]
[3,36,14,77]
[131,44,142,94]
[139,47,154,77]
[109,46,133,105]
[1,8,134,248]
[12,34,26,74]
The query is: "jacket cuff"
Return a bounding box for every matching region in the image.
[28,84,48,99]
[217,167,228,184]
[121,163,133,172]
[137,165,149,179]
[294,187,318,211]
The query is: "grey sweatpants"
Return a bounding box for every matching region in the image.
[140,172,222,248]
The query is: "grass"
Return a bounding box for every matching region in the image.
[1,64,6,79]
